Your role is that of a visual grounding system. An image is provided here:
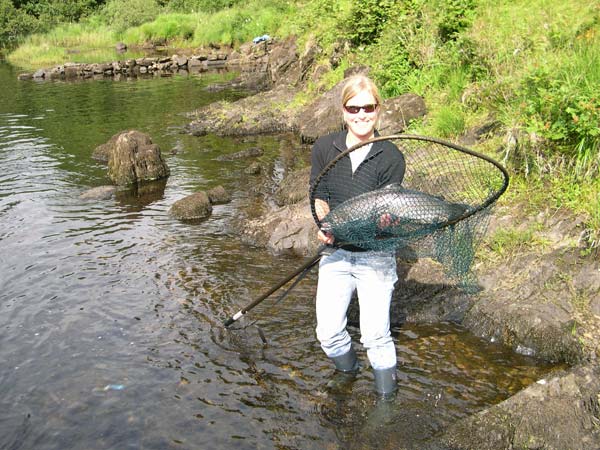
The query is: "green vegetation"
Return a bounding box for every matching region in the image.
[2,0,599,242]
[485,225,551,259]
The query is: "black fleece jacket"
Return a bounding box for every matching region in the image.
[309,130,406,211]
[309,130,406,252]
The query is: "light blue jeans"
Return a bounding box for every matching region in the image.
[315,248,398,370]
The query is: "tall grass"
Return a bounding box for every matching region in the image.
[7,22,118,68]
[120,13,197,45]
[121,1,297,48]
[468,0,600,176]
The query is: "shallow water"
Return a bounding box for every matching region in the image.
[0,61,556,449]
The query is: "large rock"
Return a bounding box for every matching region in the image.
[296,79,345,143]
[106,131,170,186]
[239,163,318,256]
[273,167,310,206]
[240,198,320,256]
[378,93,427,136]
[438,364,600,450]
[169,191,212,220]
[268,35,300,85]
[92,130,152,162]
[186,84,298,137]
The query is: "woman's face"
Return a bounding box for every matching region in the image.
[343,90,379,141]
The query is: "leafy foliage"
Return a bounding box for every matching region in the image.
[346,0,396,46]
[163,0,241,13]
[1,0,104,48]
[514,31,600,176]
[0,0,38,48]
[437,0,476,42]
[99,0,162,33]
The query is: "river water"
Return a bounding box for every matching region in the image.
[0,61,555,450]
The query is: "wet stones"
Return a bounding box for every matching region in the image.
[207,185,231,205]
[169,185,232,221]
[439,364,600,450]
[169,191,212,220]
[17,38,272,82]
[91,130,170,186]
[79,185,117,200]
[215,147,264,161]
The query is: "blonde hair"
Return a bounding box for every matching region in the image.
[341,75,382,109]
[340,74,382,128]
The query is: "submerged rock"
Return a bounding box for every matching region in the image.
[215,147,264,161]
[169,191,212,220]
[79,185,117,200]
[244,162,261,175]
[207,185,231,205]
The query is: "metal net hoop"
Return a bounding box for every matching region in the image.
[309,134,509,286]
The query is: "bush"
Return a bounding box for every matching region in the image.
[191,2,294,46]
[23,0,103,23]
[0,0,39,48]
[100,0,162,33]
[518,40,600,176]
[431,104,466,137]
[163,0,241,13]
[437,0,476,42]
[346,0,396,46]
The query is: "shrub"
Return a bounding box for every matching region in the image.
[163,0,241,13]
[346,0,396,46]
[437,0,476,42]
[0,0,39,48]
[100,0,162,33]
[517,41,600,176]
[136,14,196,42]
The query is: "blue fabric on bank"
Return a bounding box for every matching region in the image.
[253,34,270,44]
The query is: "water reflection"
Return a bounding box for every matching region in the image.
[0,61,558,450]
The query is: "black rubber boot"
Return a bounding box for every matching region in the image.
[331,347,359,373]
[373,366,397,400]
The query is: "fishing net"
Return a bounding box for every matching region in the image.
[309,134,509,288]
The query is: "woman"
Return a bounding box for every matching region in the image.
[309,75,405,398]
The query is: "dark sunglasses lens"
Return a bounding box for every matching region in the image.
[363,104,377,113]
[345,104,377,114]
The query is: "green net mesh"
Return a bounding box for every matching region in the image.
[310,135,508,288]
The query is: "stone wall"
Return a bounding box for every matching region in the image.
[17,39,274,81]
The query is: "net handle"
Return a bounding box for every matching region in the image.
[309,133,510,230]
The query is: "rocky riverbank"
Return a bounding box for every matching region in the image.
[25,32,599,448]
[183,36,600,449]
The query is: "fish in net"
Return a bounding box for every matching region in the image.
[310,134,509,289]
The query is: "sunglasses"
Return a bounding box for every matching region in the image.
[344,104,378,114]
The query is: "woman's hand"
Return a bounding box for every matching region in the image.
[317,228,335,245]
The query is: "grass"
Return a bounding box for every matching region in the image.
[121,13,197,45]
[121,1,297,49]
[7,22,119,68]
[7,0,298,69]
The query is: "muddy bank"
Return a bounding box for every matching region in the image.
[182,34,600,449]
